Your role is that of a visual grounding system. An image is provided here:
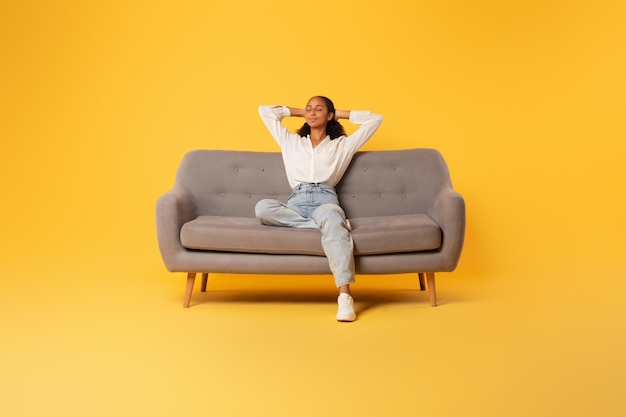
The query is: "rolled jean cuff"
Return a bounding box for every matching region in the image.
[335,275,356,287]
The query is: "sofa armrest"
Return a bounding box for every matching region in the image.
[156,186,197,272]
[427,187,466,271]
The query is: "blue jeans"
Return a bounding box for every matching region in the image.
[255,183,355,287]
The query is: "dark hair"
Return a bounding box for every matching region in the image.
[297,96,346,140]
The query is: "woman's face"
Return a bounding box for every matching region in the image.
[305,97,334,129]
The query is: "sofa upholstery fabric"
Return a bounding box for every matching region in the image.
[156,148,465,275]
[180,213,442,256]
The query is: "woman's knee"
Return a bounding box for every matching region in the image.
[255,199,277,219]
[312,204,346,226]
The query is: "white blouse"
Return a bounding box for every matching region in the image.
[258,105,383,189]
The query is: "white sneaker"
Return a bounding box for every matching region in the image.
[336,293,356,322]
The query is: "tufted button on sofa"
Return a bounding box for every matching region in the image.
[156,148,465,308]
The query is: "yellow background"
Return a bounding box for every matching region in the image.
[1,0,625,416]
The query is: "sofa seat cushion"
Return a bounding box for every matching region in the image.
[180,214,441,256]
[181,216,325,256]
[349,214,441,255]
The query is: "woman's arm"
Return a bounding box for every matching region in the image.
[258,105,300,147]
[282,107,350,119]
[287,107,305,118]
[343,110,383,150]
[288,107,350,120]
[334,109,351,120]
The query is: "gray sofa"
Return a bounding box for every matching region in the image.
[156,148,465,308]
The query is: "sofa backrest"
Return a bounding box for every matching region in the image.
[175,149,453,218]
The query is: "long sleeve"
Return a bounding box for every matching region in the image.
[344,110,383,152]
[258,105,298,148]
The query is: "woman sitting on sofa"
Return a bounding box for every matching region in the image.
[255,96,383,322]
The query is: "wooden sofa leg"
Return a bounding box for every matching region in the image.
[201,273,209,292]
[426,272,437,307]
[418,273,425,291]
[183,272,196,308]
